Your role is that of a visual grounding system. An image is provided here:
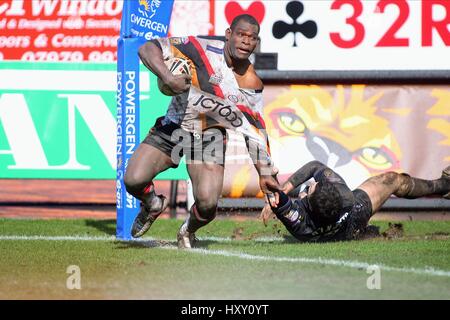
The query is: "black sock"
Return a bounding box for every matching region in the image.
[186,204,214,233]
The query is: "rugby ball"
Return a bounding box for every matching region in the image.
[157,57,191,96]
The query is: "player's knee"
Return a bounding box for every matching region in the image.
[381,172,401,185]
[123,171,145,195]
[195,194,218,218]
[385,172,412,196]
[196,198,218,213]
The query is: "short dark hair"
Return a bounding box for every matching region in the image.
[230,14,260,33]
[308,181,343,227]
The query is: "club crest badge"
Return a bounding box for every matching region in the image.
[209,72,223,85]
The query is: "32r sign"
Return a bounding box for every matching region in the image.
[330,0,450,48]
[257,0,450,70]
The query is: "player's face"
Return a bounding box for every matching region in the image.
[226,21,259,60]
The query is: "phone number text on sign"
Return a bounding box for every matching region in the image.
[0,0,122,62]
[21,51,117,62]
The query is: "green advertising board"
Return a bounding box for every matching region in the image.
[0,62,188,179]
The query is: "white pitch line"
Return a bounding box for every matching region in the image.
[172,247,450,278]
[0,235,116,241]
[2,234,450,278]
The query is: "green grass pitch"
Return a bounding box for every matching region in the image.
[0,218,449,299]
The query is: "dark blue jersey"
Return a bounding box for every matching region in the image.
[273,161,355,242]
[274,196,350,242]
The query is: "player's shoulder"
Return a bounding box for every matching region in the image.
[192,36,225,50]
[243,63,263,90]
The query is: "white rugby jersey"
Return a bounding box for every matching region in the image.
[150,36,271,164]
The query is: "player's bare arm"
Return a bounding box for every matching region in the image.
[138,41,191,94]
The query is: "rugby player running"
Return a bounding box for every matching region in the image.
[124,14,280,248]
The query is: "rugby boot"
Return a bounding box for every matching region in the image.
[131,195,168,238]
[176,219,197,249]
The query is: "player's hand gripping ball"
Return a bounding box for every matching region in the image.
[157,57,191,96]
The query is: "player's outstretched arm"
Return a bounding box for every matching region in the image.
[138,41,191,94]
[254,160,281,206]
[242,131,280,205]
[283,161,330,193]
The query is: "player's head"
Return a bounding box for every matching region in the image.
[230,14,260,34]
[307,181,353,227]
[225,14,260,60]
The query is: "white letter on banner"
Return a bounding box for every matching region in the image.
[0,93,50,169]
[59,94,116,169]
[32,0,59,16]
[124,71,136,155]
[104,0,123,16]
[5,0,25,16]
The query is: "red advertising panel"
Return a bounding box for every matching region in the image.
[0,0,122,62]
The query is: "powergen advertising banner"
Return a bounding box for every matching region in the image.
[116,0,174,239]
